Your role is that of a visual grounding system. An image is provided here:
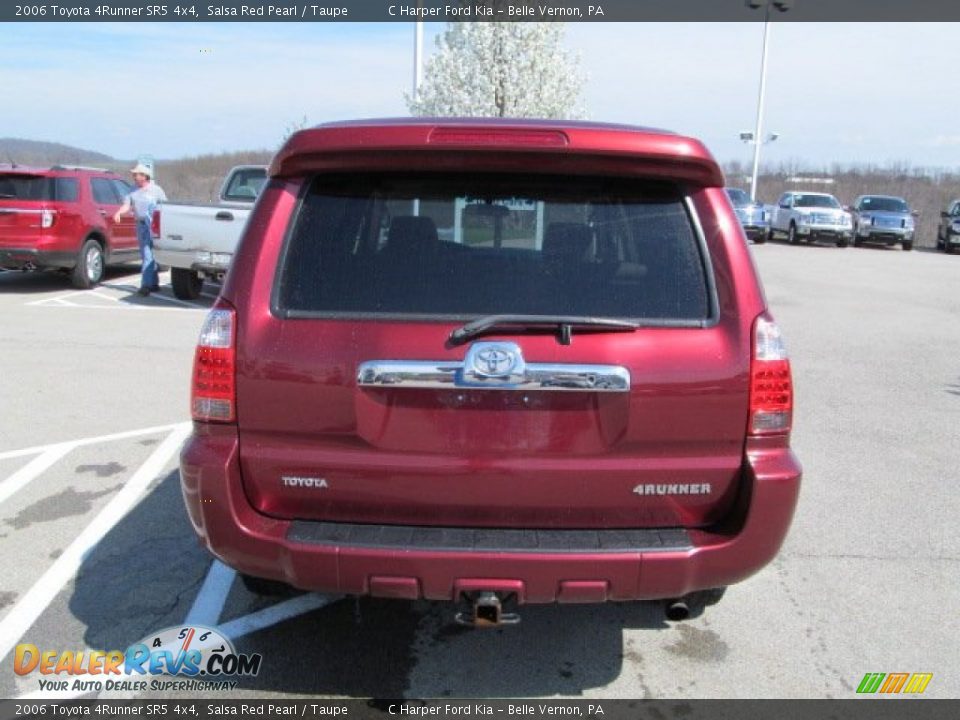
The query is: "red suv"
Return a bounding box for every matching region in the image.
[180,120,801,625]
[0,165,141,288]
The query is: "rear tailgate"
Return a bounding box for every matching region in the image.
[229,125,755,532]
[156,203,252,256]
[0,174,52,247]
[237,322,747,529]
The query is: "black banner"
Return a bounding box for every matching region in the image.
[3,0,960,23]
[2,700,960,720]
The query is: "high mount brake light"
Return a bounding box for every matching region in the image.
[191,303,236,423]
[749,315,793,436]
[428,128,569,147]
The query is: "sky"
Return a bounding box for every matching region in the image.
[0,21,957,170]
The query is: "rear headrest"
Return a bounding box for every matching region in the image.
[387,216,439,251]
[543,222,593,260]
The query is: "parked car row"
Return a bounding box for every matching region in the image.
[723,188,950,253]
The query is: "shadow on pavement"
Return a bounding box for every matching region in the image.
[71,470,670,698]
[0,266,140,294]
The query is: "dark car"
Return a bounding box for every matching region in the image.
[0,165,141,287]
[725,187,770,243]
[937,199,960,254]
[850,195,915,251]
[179,119,801,626]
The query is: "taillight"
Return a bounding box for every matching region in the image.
[191,303,236,423]
[41,210,56,228]
[749,315,793,436]
[150,209,160,238]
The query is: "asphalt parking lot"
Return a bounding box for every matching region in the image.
[1,243,958,700]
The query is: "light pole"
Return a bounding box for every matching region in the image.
[746,0,793,201]
[412,17,423,216]
[740,130,780,189]
[413,20,423,101]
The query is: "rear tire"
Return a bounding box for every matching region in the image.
[902,240,913,251]
[171,267,203,300]
[837,236,849,248]
[752,233,766,245]
[71,238,104,289]
[240,573,297,597]
[788,223,798,245]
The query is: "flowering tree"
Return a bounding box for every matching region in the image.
[408,22,586,119]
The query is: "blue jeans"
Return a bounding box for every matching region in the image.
[137,219,158,290]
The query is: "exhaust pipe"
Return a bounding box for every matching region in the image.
[665,598,690,622]
[455,592,521,628]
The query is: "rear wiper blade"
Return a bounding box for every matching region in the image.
[449,314,640,346]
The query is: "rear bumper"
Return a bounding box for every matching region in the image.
[154,247,231,276]
[180,426,801,603]
[0,247,77,269]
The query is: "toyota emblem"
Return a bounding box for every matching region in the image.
[473,346,517,377]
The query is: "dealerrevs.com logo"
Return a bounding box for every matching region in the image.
[14,625,262,693]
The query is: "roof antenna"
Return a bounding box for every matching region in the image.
[5,151,16,169]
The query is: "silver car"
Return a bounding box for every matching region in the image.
[849,195,915,251]
[725,188,770,243]
[770,191,853,247]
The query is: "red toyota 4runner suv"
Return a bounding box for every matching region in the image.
[180,120,801,625]
[0,165,142,288]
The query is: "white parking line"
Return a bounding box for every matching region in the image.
[0,425,192,666]
[185,560,237,626]
[0,422,188,461]
[219,593,341,641]
[185,557,341,639]
[0,445,73,508]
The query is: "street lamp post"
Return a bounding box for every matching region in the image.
[740,131,780,188]
[413,20,423,101]
[746,0,793,201]
[412,17,423,216]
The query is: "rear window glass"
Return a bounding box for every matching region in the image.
[0,174,76,202]
[276,173,711,322]
[223,168,266,201]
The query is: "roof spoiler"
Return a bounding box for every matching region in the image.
[269,123,725,188]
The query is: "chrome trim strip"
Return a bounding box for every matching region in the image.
[357,359,631,392]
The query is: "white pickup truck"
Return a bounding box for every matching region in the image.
[154,165,266,299]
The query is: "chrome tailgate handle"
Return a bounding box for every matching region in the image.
[357,341,630,392]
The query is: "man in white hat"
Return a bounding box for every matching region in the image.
[114,164,167,296]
